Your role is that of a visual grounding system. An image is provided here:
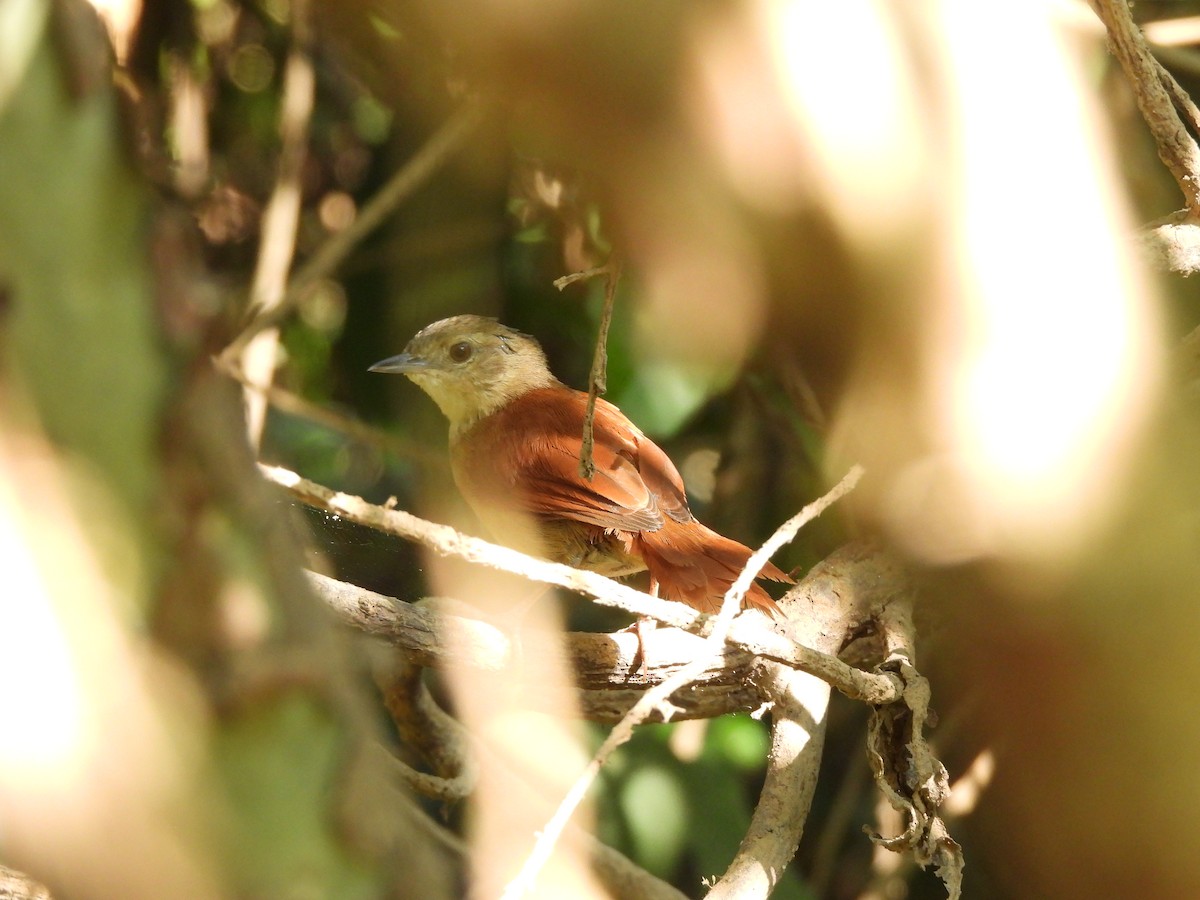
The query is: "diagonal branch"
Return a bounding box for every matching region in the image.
[1094,0,1200,215]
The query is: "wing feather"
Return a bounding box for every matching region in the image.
[453,387,673,535]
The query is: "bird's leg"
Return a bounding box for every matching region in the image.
[627,580,659,676]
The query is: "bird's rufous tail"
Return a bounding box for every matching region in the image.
[635,518,792,616]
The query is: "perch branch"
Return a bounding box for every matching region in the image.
[265,464,698,627]
[269,465,902,704]
[500,467,862,899]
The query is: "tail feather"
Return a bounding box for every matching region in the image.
[636,519,793,616]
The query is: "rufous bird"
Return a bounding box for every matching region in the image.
[370,315,791,615]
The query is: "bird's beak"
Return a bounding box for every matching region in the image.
[368,352,436,374]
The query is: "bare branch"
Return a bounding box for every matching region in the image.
[707,660,828,900]
[1094,0,1200,214]
[266,465,701,628]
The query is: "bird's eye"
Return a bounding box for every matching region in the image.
[448,341,473,363]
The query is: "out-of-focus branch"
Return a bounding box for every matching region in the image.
[220,102,486,367]
[0,865,52,900]
[1137,211,1200,276]
[240,0,315,448]
[215,357,443,467]
[376,657,477,802]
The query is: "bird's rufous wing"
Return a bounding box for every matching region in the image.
[468,389,676,535]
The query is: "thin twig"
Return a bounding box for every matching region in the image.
[499,466,863,899]
[220,102,487,366]
[575,258,620,479]
[264,463,698,627]
[552,265,610,291]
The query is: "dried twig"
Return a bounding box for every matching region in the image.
[557,258,621,479]
[552,265,610,291]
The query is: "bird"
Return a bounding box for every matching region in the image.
[369,315,791,615]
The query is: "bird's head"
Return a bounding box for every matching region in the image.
[369,315,558,434]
